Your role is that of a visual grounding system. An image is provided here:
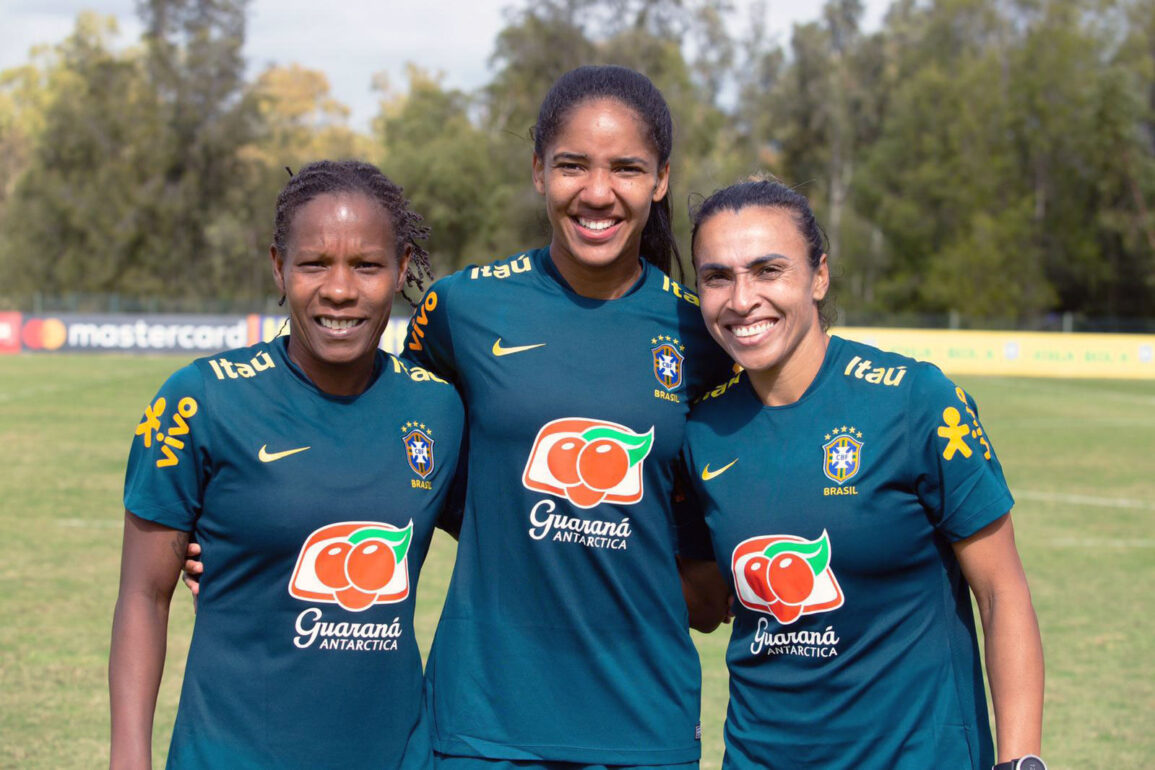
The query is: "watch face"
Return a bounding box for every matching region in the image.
[1018,757,1047,770]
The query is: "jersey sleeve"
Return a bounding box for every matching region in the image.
[399,274,459,382]
[122,364,211,531]
[909,365,1014,541]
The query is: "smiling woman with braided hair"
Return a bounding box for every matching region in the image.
[110,160,463,769]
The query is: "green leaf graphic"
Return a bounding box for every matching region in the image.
[580,426,655,467]
[349,521,413,561]
[761,530,830,575]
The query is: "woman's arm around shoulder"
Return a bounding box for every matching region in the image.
[953,513,1044,764]
[109,511,188,769]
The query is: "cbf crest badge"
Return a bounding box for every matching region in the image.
[822,427,863,485]
[651,335,684,392]
[401,422,435,479]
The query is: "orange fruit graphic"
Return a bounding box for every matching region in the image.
[346,539,396,592]
[577,439,630,491]
[768,553,814,605]
[335,585,377,611]
[547,438,585,485]
[744,556,776,604]
[770,601,803,623]
[315,542,352,589]
[566,483,605,508]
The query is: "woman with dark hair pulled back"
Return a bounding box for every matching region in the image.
[682,178,1046,770]
[402,65,733,767]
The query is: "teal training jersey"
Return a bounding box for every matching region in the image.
[123,337,464,769]
[683,336,1012,770]
[401,247,733,764]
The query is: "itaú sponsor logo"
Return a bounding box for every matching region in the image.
[47,316,248,351]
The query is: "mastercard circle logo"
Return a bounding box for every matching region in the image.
[21,318,67,350]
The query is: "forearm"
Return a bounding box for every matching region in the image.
[679,557,730,633]
[109,591,171,769]
[109,513,186,770]
[979,584,1044,761]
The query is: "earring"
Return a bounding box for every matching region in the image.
[278,294,286,307]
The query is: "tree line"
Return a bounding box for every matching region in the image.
[1,0,1152,325]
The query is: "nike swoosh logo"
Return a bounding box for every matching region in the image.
[701,459,738,481]
[258,444,311,463]
[492,338,546,357]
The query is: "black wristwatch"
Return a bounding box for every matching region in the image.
[993,755,1047,770]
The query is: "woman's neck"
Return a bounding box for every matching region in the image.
[548,243,644,300]
[286,339,376,397]
[747,332,831,407]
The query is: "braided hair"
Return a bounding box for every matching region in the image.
[273,160,433,306]
[533,66,682,281]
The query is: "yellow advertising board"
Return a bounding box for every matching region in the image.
[833,327,1155,379]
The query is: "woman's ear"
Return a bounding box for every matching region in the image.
[270,244,286,298]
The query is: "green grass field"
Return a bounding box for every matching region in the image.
[1,355,1151,768]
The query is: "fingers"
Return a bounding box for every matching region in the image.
[181,554,202,599]
[180,541,203,602]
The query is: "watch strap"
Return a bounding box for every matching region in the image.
[993,756,1047,770]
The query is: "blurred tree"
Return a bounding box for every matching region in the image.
[851,0,1044,318]
[854,0,1153,320]
[730,0,888,316]
[375,66,505,276]
[2,0,1152,322]
[0,59,49,218]
[134,0,257,298]
[235,63,368,297]
[0,60,47,303]
[1,14,168,298]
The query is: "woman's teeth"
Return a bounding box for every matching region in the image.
[732,320,776,338]
[578,218,614,231]
[320,318,360,330]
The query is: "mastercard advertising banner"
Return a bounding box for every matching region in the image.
[3,313,413,355]
[0,312,21,354]
[15,314,251,354]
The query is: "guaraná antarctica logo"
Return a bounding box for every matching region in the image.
[732,530,844,625]
[289,521,414,612]
[523,417,654,509]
